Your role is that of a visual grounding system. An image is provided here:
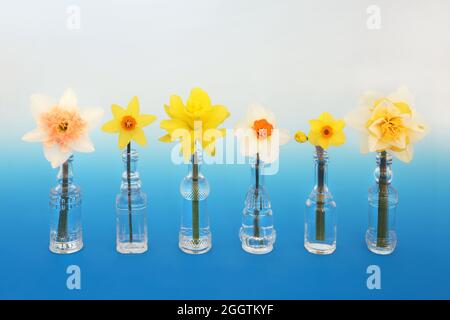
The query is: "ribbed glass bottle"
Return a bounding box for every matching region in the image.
[49,156,83,254]
[116,148,148,254]
[366,151,398,255]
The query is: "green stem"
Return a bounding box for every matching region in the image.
[127,143,133,243]
[315,147,325,241]
[253,153,261,238]
[377,151,389,247]
[57,160,69,241]
[192,153,200,244]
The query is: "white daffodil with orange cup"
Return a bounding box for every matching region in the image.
[234,105,289,254]
[22,89,104,254]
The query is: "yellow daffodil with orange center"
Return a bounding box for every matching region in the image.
[308,112,346,150]
[102,96,157,149]
[346,86,429,163]
[159,87,230,159]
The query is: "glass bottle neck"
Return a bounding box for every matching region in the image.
[188,151,202,179]
[314,147,328,191]
[251,154,265,188]
[121,148,141,192]
[57,155,74,186]
[375,151,393,184]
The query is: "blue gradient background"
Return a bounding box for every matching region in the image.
[0,0,449,299]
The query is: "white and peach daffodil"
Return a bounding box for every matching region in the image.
[234,105,290,163]
[22,89,104,168]
[346,86,429,163]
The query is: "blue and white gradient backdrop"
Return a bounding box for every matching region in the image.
[0,0,449,299]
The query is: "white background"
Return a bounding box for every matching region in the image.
[0,0,449,146]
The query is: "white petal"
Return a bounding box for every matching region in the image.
[392,145,414,163]
[345,107,371,132]
[80,107,104,130]
[359,91,382,109]
[247,104,266,120]
[367,118,383,137]
[258,147,279,164]
[247,104,277,126]
[30,94,55,120]
[402,112,430,143]
[233,119,250,135]
[257,138,280,164]
[278,129,290,145]
[388,86,414,106]
[44,144,72,168]
[359,134,370,154]
[368,135,389,152]
[59,88,78,111]
[70,134,95,153]
[22,127,46,142]
[239,134,258,158]
[389,134,407,150]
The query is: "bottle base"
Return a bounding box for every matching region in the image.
[304,241,336,255]
[116,241,148,254]
[49,239,83,254]
[179,235,212,255]
[239,229,276,255]
[241,242,273,255]
[365,230,396,255]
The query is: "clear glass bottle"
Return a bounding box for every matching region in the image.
[49,156,83,254]
[366,151,398,255]
[116,147,148,254]
[239,154,276,254]
[179,151,211,254]
[304,148,337,255]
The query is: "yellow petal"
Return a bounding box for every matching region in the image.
[309,131,330,149]
[138,114,157,128]
[165,95,190,122]
[202,128,225,155]
[127,96,140,117]
[180,133,195,161]
[331,119,345,132]
[160,119,190,132]
[393,102,412,115]
[118,131,132,150]
[187,87,211,109]
[330,131,346,146]
[202,105,230,129]
[309,119,323,132]
[203,128,226,142]
[318,137,330,149]
[112,104,126,119]
[132,128,147,146]
[102,119,120,133]
[319,112,335,124]
[159,134,172,142]
[308,131,321,146]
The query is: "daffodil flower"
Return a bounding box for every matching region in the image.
[159,87,230,159]
[346,86,429,163]
[102,96,157,149]
[234,105,290,163]
[22,89,104,168]
[308,112,346,150]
